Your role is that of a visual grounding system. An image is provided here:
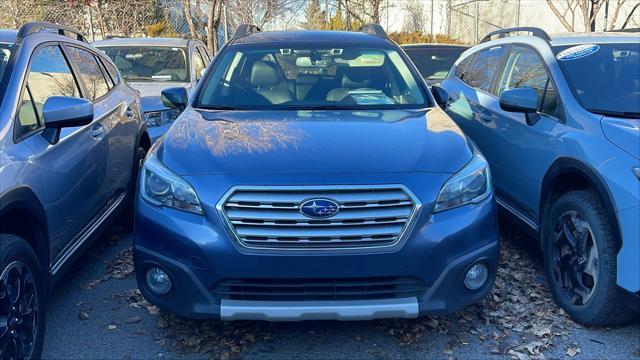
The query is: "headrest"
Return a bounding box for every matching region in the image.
[342,67,372,88]
[251,61,279,87]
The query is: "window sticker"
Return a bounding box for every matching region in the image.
[556,44,600,61]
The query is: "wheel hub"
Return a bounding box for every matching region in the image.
[0,261,38,359]
[551,211,599,306]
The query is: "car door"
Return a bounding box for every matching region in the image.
[65,45,133,201]
[484,45,565,219]
[444,46,507,162]
[17,43,109,262]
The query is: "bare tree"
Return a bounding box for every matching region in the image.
[545,0,635,31]
[226,0,301,29]
[402,0,426,33]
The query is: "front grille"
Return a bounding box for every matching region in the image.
[214,277,426,301]
[219,186,419,250]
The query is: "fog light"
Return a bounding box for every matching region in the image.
[464,263,488,290]
[146,267,172,294]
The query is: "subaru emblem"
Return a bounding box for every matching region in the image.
[299,198,340,218]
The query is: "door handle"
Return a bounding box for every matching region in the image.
[91,123,104,138]
[479,113,494,123]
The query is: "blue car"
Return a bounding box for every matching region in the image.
[438,27,639,325]
[0,23,150,358]
[134,24,499,321]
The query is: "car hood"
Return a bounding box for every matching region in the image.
[601,117,640,159]
[157,107,473,176]
[128,81,191,112]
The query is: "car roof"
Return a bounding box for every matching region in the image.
[93,37,193,48]
[549,32,640,46]
[230,30,392,46]
[0,29,18,44]
[402,43,469,49]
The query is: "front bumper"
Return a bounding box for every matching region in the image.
[134,177,499,321]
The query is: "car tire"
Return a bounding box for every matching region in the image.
[0,234,46,359]
[542,190,637,326]
[119,145,147,233]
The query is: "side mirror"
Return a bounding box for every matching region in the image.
[161,87,188,110]
[499,88,540,126]
[42,96,93,144]
[431,85,450,109]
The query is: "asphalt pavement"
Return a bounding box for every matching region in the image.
[42,221,640,359]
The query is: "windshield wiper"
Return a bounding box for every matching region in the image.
[123,76,154,81]
[588,108,640,119]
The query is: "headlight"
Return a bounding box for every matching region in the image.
[144,109,181,128]
[140,153,203,214]
[433,148,491,212]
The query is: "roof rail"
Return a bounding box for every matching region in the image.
[16,22,88,44]
[480,27,551,44]
[232,24,261,40]
[359,24,388,38]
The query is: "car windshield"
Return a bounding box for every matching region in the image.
[554,42,640,118]
[196,44,428,110]
[99,46,190,82]
[404,46,467,80]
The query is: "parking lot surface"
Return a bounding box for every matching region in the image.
[42,220,639,360]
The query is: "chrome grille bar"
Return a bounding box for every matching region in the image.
[218,185,420,251]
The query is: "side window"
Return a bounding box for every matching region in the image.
[66,46,111,101]
[102,59,120,85]
[17,45,81,137]
[98,58,115,88]
[498,46,561,118]
[466,46,505,92]
[454,54,473,80]
[193,49,206,81]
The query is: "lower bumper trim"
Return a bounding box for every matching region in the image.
[220,297,419,321]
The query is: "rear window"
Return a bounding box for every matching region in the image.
[196,44,429,111]
[554,43,640,117]
[404,46,467,81]
[99,46,190,82]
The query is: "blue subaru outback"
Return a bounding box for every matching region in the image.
[134,24,499,321]
[438,27,639,325]
[0,23,150,358]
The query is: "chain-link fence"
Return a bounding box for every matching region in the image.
[445,0,640,45]
[0,0,191,40]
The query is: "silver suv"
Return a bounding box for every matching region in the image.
[94,37,212,142]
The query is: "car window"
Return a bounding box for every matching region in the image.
[197,45,428,110]
[498,46,562,119]
[465,46,505,92]
[17,45,81,137]
[454,53,474,81]
[553,43,640,116]
[67,46,111,101]
[404,47,467,81]
[102,59,120,85]
[193,49,206,81]
[99,46,190,82]
[97,57,115,88]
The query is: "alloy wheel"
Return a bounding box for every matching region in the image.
[0,261,38,360]
[550,211,599,306]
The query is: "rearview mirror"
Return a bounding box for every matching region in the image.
[42,96,93,144]
[431,85,450,109]
[161,87,188,110]
[499,88,540,126]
